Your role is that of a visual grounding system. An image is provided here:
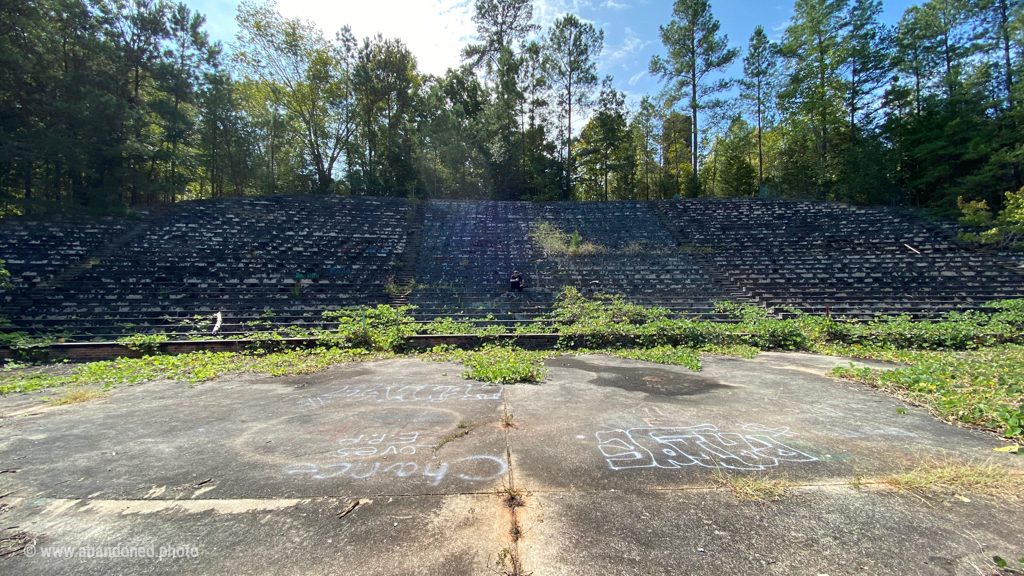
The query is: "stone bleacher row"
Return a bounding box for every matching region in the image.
[409,200,730,322]
[658,199,1024,318]
[4,196,1022,341]
[1,218,131,291]
[6,195,409,339]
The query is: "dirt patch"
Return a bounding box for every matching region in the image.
[545,356,727,397]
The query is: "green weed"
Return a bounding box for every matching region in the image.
[831,345,1024,441]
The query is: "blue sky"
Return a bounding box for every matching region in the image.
[183,0,919,104]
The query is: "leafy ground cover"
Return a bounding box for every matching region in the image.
[0,348,384,395]
[831,345,1024,440]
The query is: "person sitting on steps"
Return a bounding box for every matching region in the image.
[510,270,524,292]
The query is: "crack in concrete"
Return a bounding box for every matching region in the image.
[497,386,528,576]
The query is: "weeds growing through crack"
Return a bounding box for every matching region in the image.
[50,388,106,405]
[508,516,523,542]
[433,419,486,451]
[495,545,530,576]
[493,481,529,575]
[714,472,792,503]
[500,412,516,428]
[881,458,1024,497]
[497,483,525,509]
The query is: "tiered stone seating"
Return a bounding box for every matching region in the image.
[9,195,409,338]
[997,251,1024,271]
[8,196,1018,341]
[659,199,1024,318]
[0,218,130,294]
[409,200,729,322]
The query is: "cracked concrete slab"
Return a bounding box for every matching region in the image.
[1,352,1022,575]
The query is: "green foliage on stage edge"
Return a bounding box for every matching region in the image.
[430,345,550,384]
[320,305,419,351]
[831,345,1024,442]
[0,348,386,395]
[4,293,1024,440]
[117,333,169,354]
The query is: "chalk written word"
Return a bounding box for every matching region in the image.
[596,424,818,471]
[284,455,507,486]
[300,383,502,407]
[337,431,428,457]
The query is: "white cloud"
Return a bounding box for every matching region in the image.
[601,0,630,9]
[628,70,646,86]
[602,27,649,67]
[532,0,595,29]
[275,0,477,76]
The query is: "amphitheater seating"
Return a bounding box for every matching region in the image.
[658,199,1024,318]
[4,196,1022,341]
[410,201,729,322]
[0,218,131,293]
[7,195,408,338]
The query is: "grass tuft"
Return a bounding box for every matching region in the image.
[714,472,792,503]
[433,419,486,451]
[528,221,604,257]
[51,388,107,406]
[881,458,1024,497]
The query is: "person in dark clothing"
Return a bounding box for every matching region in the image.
[510,270,524,292]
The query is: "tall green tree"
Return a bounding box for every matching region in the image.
[233,0,356,193]
[843,0,892,138]
[352,34,420,196]
[155,4,212,201]
[739,25,778,191]
[544,14,603,198]
[717,116,757,196]
[779,0,849,198]
[462,0,538,71]
[629,96,662,200]
[576,77,631,201]
[650,0,738,196]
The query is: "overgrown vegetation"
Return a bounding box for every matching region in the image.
[50,388,107,406]
[0,348,383,395]
[714,472,792,503]
[432,345,549,384]
[528,221,605,257]
[880,458,1024,498]
[958,189,1024,249]
[831,346,1024,441]
[3,292,1024,441]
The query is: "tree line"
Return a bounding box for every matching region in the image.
[2,0,1023,216]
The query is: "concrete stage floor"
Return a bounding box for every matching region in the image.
[1,352,1022,575]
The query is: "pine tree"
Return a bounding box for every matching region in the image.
[544,14,603,199]
[650,0,738,197]
[740,25,778,192]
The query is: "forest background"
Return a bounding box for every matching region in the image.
[2,0,1024,220]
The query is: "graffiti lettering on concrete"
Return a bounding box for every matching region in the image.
[283,455,507,486]
[336,431,429,457]
[596,424,818,471]
[299,383,502,408]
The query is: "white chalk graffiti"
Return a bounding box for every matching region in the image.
[336,431,428,457]
[299,383,502,408]
[283,455,507,486]
[596,424,818,471]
